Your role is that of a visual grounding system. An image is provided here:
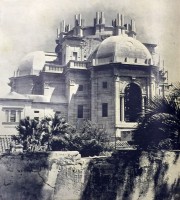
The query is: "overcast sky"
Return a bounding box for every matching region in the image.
[0,0,179,93]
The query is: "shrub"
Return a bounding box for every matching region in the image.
[13,115,111,156]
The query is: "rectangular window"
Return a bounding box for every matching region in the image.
[102,81,108,89]
[78,85,83,91]
[77,105,83,118]
[102,103,108,117]
[73,52,78,61]
[34,110,39,113]
[10,110,16,122]
[2,108,23,124]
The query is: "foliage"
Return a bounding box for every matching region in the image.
[133,83,180,150]
[13,115,110,156]
[72,120,111,157]
[168,82,180,100]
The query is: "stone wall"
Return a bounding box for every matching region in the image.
[81,151,180,200]
[0,151,179,200]
[0,151,86,200]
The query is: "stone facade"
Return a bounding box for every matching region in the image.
[0,12,167,142]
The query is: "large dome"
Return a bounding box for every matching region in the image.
[95,35,153,66]
[17,51,57,76]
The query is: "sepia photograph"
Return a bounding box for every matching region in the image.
[0,0,179,199]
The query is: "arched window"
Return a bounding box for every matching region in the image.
[124,83,142,122]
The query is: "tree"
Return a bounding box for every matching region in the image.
[13,116,41,151]
[133,83,180,150]
[72,120,111,157]
[14,114,76,151]
[49,114,76,151]
[14,115,111,156]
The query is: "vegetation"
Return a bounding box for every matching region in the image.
[72,120,110,156]
[13,114,111,157]
[133,82,180,150]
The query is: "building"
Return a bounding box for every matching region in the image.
[0,12,167,144]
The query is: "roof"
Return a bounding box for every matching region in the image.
[95,35,153,66]
[0,135,12,153]
[27,94,67,104]
[0,91,30,100]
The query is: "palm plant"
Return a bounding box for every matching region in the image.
[14,116,41,151]
[49,114,76,151]
[14,114,76,151]
[133,83,180,150]
[14,114,110,156]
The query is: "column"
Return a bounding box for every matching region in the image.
[5,110,9,122]
[115,76,120,125]
[142,96,146,116]
[120,95,125,122]
[16,110,21,122]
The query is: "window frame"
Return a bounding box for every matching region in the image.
[78,84,84,91]
[2,107,23,124]
[102,81,108,89]
[102,103,108,117]
[73,52,78,61]
[10,110,16,122]
[77,105,84,118]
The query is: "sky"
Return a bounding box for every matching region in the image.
[0,0,180,93]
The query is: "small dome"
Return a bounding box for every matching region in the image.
[17,51,57,76]
[95,35,152,66]
[18,51,46,76]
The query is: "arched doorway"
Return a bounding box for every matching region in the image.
[124,83,142,122]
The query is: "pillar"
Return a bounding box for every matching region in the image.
[142,96,146,116]
[16,110,21,122]
[120,95,125,122]
[115,76,120,125]
[96,12,100,24]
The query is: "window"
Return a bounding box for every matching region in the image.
[102,81,108,89]
[73,52,78,61]
[102,103,108,117]
[77,105,83,118]
[78,85,84,91]
[34,110,39,113]
[124,83,142,122]
[10,110,16,122]
[124,57,127,62]
[2,108,22,124]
